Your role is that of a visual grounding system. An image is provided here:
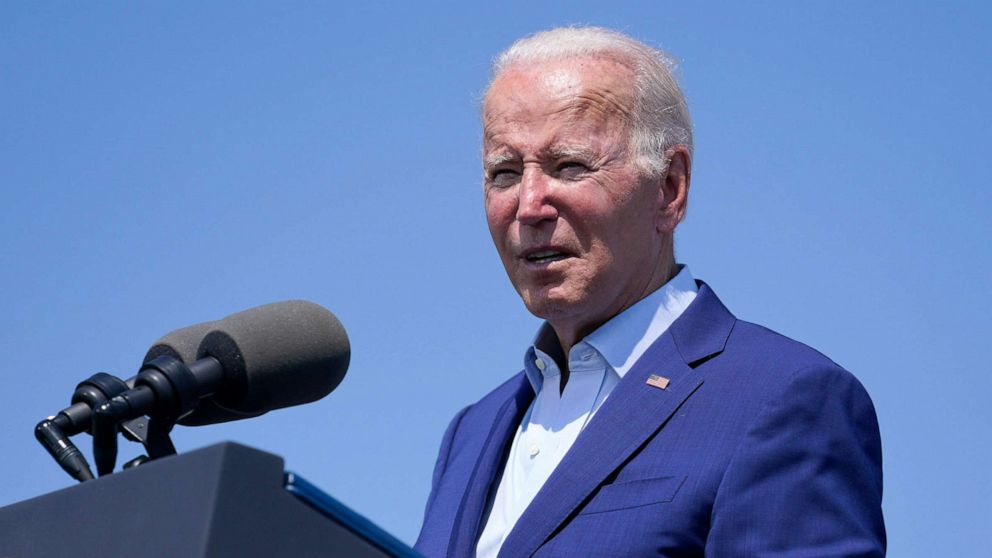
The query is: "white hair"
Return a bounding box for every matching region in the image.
[488,27,693,177]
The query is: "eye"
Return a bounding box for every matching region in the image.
[555,161,590,180]
[487,168,521,188]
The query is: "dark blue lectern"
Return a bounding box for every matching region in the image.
[0,442,420,558]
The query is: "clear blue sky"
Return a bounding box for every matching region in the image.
[1,2,989,555]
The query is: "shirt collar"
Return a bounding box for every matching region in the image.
[523,325,560,393]
[523,265,698,393]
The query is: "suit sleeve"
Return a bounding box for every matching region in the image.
[415,405,469,553]
[705,364,886,557]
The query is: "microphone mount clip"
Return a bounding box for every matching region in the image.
[91,355,222,476]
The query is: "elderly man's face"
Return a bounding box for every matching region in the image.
[483,57,673,344]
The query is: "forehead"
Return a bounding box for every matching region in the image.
[482,57,635,150]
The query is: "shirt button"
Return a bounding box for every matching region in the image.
[535,359,546,371]
[528,444,540,457]
[581,352,592,361]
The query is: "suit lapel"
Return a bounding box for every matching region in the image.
[497,283,735,558]
[447,375,533,558]
[495,333,698,558]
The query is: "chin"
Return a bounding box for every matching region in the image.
[520,289,582,322]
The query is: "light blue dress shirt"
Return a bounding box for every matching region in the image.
[475,266,699,558]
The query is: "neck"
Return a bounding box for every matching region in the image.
[547,259,680,391]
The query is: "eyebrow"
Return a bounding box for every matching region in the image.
[483,151,516,171]
[482,145,599,171]
[548,145,597,161]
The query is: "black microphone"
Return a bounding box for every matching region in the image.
[38,300,350,480]
[92,300,350,475]
[35,324,216,481]
[142,321,266,426]
[90,300,351,475]
[195,299,350,415]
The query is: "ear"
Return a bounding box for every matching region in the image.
[656,145,691,234]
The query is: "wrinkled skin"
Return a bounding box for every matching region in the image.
[482,56,690,359]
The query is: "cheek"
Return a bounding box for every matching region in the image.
[484,194,516,240]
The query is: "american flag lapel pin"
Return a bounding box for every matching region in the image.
[646,374,671,390]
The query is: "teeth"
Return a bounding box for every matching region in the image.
[526,250,567,263]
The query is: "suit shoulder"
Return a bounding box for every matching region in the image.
[727,319,842,371]
[720,320,875,404]
[707,324,886,554]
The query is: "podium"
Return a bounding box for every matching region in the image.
[0,442,421,558]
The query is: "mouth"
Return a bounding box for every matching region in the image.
[522,248,572,265]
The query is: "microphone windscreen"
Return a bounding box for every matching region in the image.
[144,321,215,363]
[197,300,350,414]
[144,321,266,426]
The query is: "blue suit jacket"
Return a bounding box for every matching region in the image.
[415,283,885,557]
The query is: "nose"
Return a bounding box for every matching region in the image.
[516,167,558,225]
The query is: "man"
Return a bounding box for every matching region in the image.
[416,27,884,557]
